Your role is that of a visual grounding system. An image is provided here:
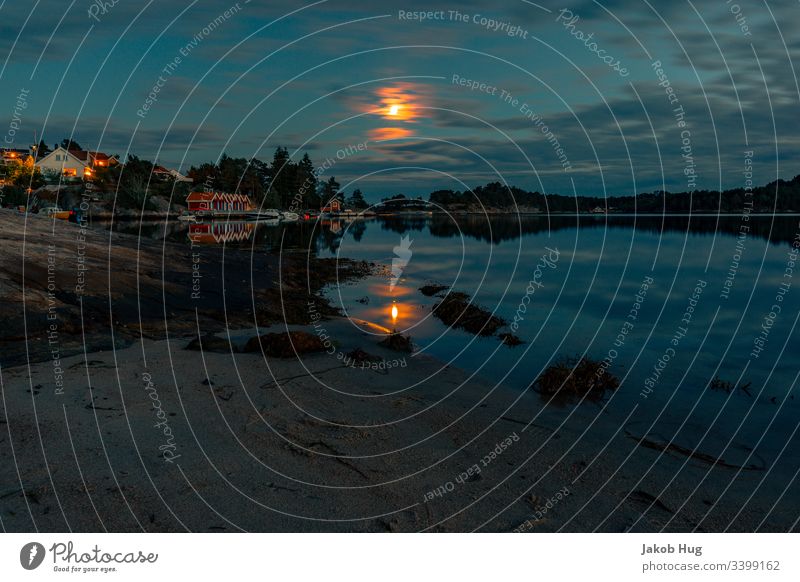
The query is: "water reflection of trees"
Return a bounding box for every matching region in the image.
[264,219,368,253]
[378,217,428,235]
[112,213,800,253]
[350,220,367,242]
[422,214,800,246]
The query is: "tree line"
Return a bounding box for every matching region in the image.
[185,147,367,209]
[1,142,370,210]
[6,138,800,214]
[429,175,800,213]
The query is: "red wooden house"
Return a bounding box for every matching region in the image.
[320,198,341,213]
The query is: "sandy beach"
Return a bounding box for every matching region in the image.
[2,324,792,533]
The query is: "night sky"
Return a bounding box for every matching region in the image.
[2,0,798,199]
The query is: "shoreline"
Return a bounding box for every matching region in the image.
[0,209,371,368]
[15,208,800,223]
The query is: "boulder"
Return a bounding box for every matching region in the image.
[419,284,449,297]
[379,332,413,353]
[432,291,505,336]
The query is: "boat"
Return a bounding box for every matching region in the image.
[280,211,299,222]
[254,209,281,220]
[178,212,199,222]
[40,206,71,221]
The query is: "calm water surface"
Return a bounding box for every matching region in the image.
[312,214,800,480]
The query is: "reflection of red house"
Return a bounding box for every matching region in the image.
[188,222,255,245]
[321,199,341,213]
[322,219,343,234]
[186,191,254,213]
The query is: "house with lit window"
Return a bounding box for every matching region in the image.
[34,146,117,178]
[0,147,31,165]
[186,191,254,214]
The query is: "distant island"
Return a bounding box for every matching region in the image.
[425,175,800,214]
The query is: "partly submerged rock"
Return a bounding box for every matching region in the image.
[346,348,383,363]
[419,283,450,297]
[379,332,413,352]
[498,332,524,346]
[432,291,505,336]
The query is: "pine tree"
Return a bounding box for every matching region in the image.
[348,188,368,209]
[295,153,318,208]
[320,176,340,206]
[60,138,83,151]
[267,147,295,207]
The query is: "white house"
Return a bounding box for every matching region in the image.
[35,146,117,179]
[35,146,90,178]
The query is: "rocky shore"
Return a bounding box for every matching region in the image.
[0,208,369,368]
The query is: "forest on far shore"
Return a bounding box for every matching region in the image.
[428,174,800,213]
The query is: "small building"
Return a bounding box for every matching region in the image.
[154,165,192,183]
[186,191,254,213]
[321,199,342,213]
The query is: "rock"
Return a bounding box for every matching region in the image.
[499,332,524,346]
[148,195,172,213]
[419,283,449,297]
[432,291,505,336]
[346,348,382,363]
[379,332,413,352]
[242,331,326,358]
[185,334,235,353]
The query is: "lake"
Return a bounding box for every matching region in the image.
[318,214,800,492]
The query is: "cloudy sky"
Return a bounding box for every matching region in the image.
[2,0,798,198]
